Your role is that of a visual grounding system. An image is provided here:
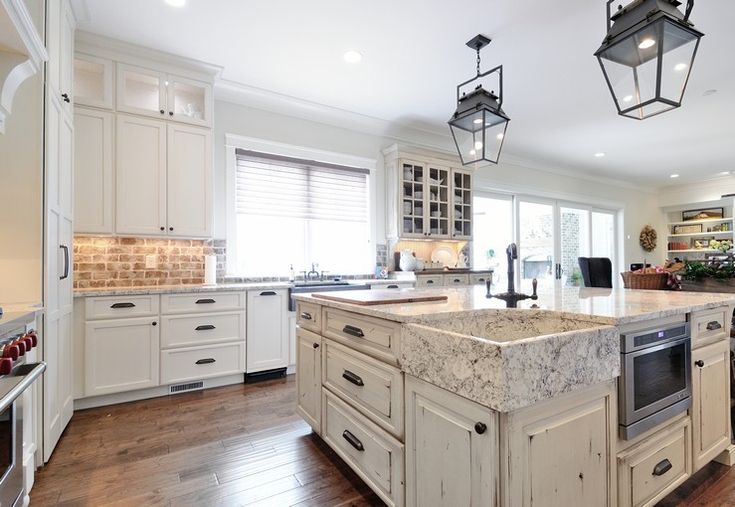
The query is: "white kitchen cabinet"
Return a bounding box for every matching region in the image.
[288,312,297,368]
[451,169,472,239]
[692,340,731,471]
[46,0,74,115]
[74,107,113,233]
[84,316,160,396]
[115,114,167,235]
[296,328,321,433]
[405,375,498,507]
[246,289,288,372]
[166,123,212,237]
[74,53,114,109]
[117,63,212,126]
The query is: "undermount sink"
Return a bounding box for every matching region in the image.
[420,309,607,344]
[292,280,349,288]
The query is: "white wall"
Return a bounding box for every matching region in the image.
[0,0,45,304]
[213,99,666,271]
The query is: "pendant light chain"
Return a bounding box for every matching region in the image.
[476,47,482,76]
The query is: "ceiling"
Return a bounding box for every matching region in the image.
[76,0,735,187]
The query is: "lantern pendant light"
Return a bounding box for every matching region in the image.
[448,34,510,166]
[594,0,704,120]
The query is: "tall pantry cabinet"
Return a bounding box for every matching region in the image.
[43,0,75,461]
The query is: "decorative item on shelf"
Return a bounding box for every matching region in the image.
[415,258,425,271]
[594,0,703,120]
[448,34,510,166]
[682,207,724,221]
[456,253,469,269]
[693,238,711,249]
[709,239,733,253]
[672,223,702,234]
[639,225,657,252]
[399,249,417,272]
[669,241,689,251]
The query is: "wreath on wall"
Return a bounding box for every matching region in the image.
[639,225,658,252]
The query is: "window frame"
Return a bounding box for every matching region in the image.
[225,134,378,277]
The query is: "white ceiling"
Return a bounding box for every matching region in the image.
[76,0,735,187]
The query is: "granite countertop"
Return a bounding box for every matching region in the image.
[0,303,43,335]
[73,278,412,297]
[296,285,735,412]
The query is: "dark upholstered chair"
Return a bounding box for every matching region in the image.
[577,257,613,288]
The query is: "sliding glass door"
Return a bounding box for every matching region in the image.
[518,200,556,289]
[472,193,513,289]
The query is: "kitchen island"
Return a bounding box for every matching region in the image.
[294,286,735,507]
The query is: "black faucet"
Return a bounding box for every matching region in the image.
[486,243,538,308]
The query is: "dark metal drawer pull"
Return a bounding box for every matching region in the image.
[386,284,399,289]
[342,430,364,451]
[300,312,313,321]
[342,325,364,338]
[195,358,216,365]
[426,280,435,285]
[652,458,672,476]
[195,325,216,331]
[111,302,136,309]
[195,298,216,304]
[706,321,722,331]
[342,370,364,387]
[260,291,277,296]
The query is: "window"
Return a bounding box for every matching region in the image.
[231,149,371,277]
[472,193,513,288]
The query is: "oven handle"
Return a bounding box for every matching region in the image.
[0,361,46,413]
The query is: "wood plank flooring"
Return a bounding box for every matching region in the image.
[30,375,735,506]
[30,376,383,506]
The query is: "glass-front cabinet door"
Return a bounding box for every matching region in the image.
[74,54,114,109]
[427,165,451,238]
[116,63,167,118]
[167,75,212,127]
[452,169,472,239]
[400,161,427,238]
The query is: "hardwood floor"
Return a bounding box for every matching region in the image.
[30,376,383,506]
[30,375,735,506]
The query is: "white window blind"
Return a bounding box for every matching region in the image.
[235,150,369,223]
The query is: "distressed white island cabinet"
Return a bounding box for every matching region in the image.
[295,286,735,507]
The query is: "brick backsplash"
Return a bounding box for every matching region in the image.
[73,236,226,289]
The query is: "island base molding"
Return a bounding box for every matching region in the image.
[715,444,735,466]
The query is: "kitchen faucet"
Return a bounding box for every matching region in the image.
[487,243,538,307]
[306,263,320,281]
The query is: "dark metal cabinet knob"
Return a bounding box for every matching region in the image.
[474,422,487,434]
[152,321,157,326]
[169,111,174,116]
[169,227,174,231]
[695,360,704,367]
[160,109,165,114]
[61,93,70,103]
[160,226,165,231]
[313,342,319,349]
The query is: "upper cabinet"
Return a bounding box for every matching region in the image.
[46,0,75,115]
[117,63,212,127]
[74,54,113,109]
[385,145,474,241]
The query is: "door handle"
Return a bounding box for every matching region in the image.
[652,458,672,476]
[195,298,216,304]
[342,430,364,451]
[195,358,216,365]
[342,325,364,338]
[706,321,722,331]
[59,245,70,280]
[110,302,136,309]
[342,370,364,387]
[195,325,216,331]
[259,291,277,296]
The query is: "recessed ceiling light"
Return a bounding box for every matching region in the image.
[717,171,731,176]
[165,0,186,7]
[670,174,680,178]
[622,95,633,103]
[703,89,718,96]
[638,38,656,49]
[674,62,688,72]
[343,50,363,64]
[594,152,606,158]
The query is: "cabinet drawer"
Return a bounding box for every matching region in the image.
[323,308,400,364]
[161,342,245,384]
[85,295,159,320]
[160,292,246,314]
[160,311,245,349]
[296,300,321,333]
[371,282,414,290]
[323,339,404,438]
[470,273,492,285]
[617,417,691,507]
[322,390,404,507]
[443,273,469,286]
[416,275,443,288]
[691,308,729,348]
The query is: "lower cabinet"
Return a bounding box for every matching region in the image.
[692,339,731,471]
[405,375,498,507]
[84,316,160,396]
[617,416,691,507]
[296,328,321,433]
[246,289,288,372]
[160,341,245,384]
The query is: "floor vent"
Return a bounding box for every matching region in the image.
[169,381,204,394]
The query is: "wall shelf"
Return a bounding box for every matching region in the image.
[668,231,733,238]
